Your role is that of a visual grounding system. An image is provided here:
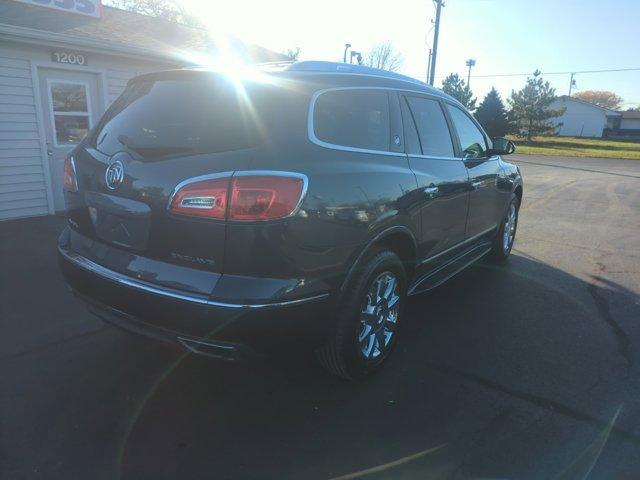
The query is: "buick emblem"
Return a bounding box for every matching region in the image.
[105,160,124,190]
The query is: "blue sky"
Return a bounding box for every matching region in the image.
[175,0,640,108]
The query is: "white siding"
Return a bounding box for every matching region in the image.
[0,40,175,221]
[549,97,615,138]
[0,54,48,220]
[107,68,135,103]
[621,118,640,129]
[106,65,163,104]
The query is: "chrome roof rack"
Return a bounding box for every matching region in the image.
[252,60,296,69]
[284,61,430,88]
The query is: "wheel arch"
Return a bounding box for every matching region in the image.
[514,183,523,204]
[340,226,418,293]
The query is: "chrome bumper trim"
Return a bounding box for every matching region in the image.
[58,246,329,309]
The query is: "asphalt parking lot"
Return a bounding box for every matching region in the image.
[2,154,640,480]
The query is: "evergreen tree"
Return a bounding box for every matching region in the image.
[508,70,565,141]
[441,73,476,110]
[474,87,511,137]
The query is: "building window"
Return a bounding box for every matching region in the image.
[49,81,91,146]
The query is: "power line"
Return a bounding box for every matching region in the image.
[434,67,640,80]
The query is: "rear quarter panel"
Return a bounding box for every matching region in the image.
[222,144,421,295]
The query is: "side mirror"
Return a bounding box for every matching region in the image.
[489,137,516,156]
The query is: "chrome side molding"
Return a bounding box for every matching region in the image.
[59,245,329,309]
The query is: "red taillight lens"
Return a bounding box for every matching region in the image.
[169,173,305,221]
[63,155,78,193]
[229,175,304,220]
[169,177,229,219]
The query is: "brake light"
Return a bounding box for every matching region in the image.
[169,173,305,221]
[63,155,78,192]
[169,177,229,219]
[229,175,304,220]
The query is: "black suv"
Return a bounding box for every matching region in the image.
[58,61,522,379]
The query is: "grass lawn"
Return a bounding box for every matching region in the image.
[507,135,640,160]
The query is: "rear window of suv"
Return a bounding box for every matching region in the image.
[92,74,276,158]
[313,89,390,152]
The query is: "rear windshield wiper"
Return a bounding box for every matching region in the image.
[117,134,194,157]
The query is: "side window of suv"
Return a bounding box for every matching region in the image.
[313,89,390,152]
[446,104,488,159]
[405,96,455,157]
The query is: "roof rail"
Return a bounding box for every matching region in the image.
[285,61,429,87]
[253,60,296,68]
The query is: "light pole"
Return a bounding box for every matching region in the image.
[465,58,476,87]
[350,51,362,65]
[343,44,351,63]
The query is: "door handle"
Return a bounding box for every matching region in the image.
[471,181,482,190]
[424,186,439,196]
[46,142,53,157]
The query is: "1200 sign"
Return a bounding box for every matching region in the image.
[51,51,88,66]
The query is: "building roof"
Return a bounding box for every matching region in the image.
[556,95,621,116]
[621,110,640,119]
[0,0,285,64]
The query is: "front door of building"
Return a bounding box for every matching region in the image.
[38,68,101,211]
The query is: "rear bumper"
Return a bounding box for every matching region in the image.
[58,230,333,357]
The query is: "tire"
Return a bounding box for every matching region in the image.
[315,250,407,380]
[490,194,520,262]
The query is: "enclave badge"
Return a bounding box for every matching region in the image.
[105,160,125,190]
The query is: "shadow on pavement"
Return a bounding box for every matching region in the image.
[2,217,640,480]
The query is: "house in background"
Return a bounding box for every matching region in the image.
[549,95,621,138]
[0,0,285,221]
[604,110,640,139]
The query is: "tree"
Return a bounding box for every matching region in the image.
[474,87,511,137]
[441,73,476,110]
[573,90,623,110]
[107,0,202,27]
[284,47,301,61]
[508,70,565,141]
[363,41,403,72]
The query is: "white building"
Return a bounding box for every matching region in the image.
[549,95,621,138]
[611,110,640,136]
[0,0,284,221]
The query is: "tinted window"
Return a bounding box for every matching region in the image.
[405,96,454,157]
[314,90,390,152]
[92,76,275,158]
[399,96,421,155]
[446,104,488,158]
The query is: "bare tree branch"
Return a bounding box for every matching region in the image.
[364,41,403,72]
[284,47,301,61]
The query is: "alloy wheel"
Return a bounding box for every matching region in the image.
[357,272,400,361]
[503,203,517,252]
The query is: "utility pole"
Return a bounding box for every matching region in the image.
[568,72,576,95]
[465,58,476,87]
[428,0,443,86]
[426,48,432,83]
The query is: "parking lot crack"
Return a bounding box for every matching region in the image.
[587,270,633,376]
[427,362,640,447]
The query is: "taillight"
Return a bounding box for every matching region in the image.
[229,175,304,220]
[169,177,229,219]
[169,173,306,221]
[63,155,78,192]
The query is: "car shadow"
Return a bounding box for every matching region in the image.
[110,253,640,480]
